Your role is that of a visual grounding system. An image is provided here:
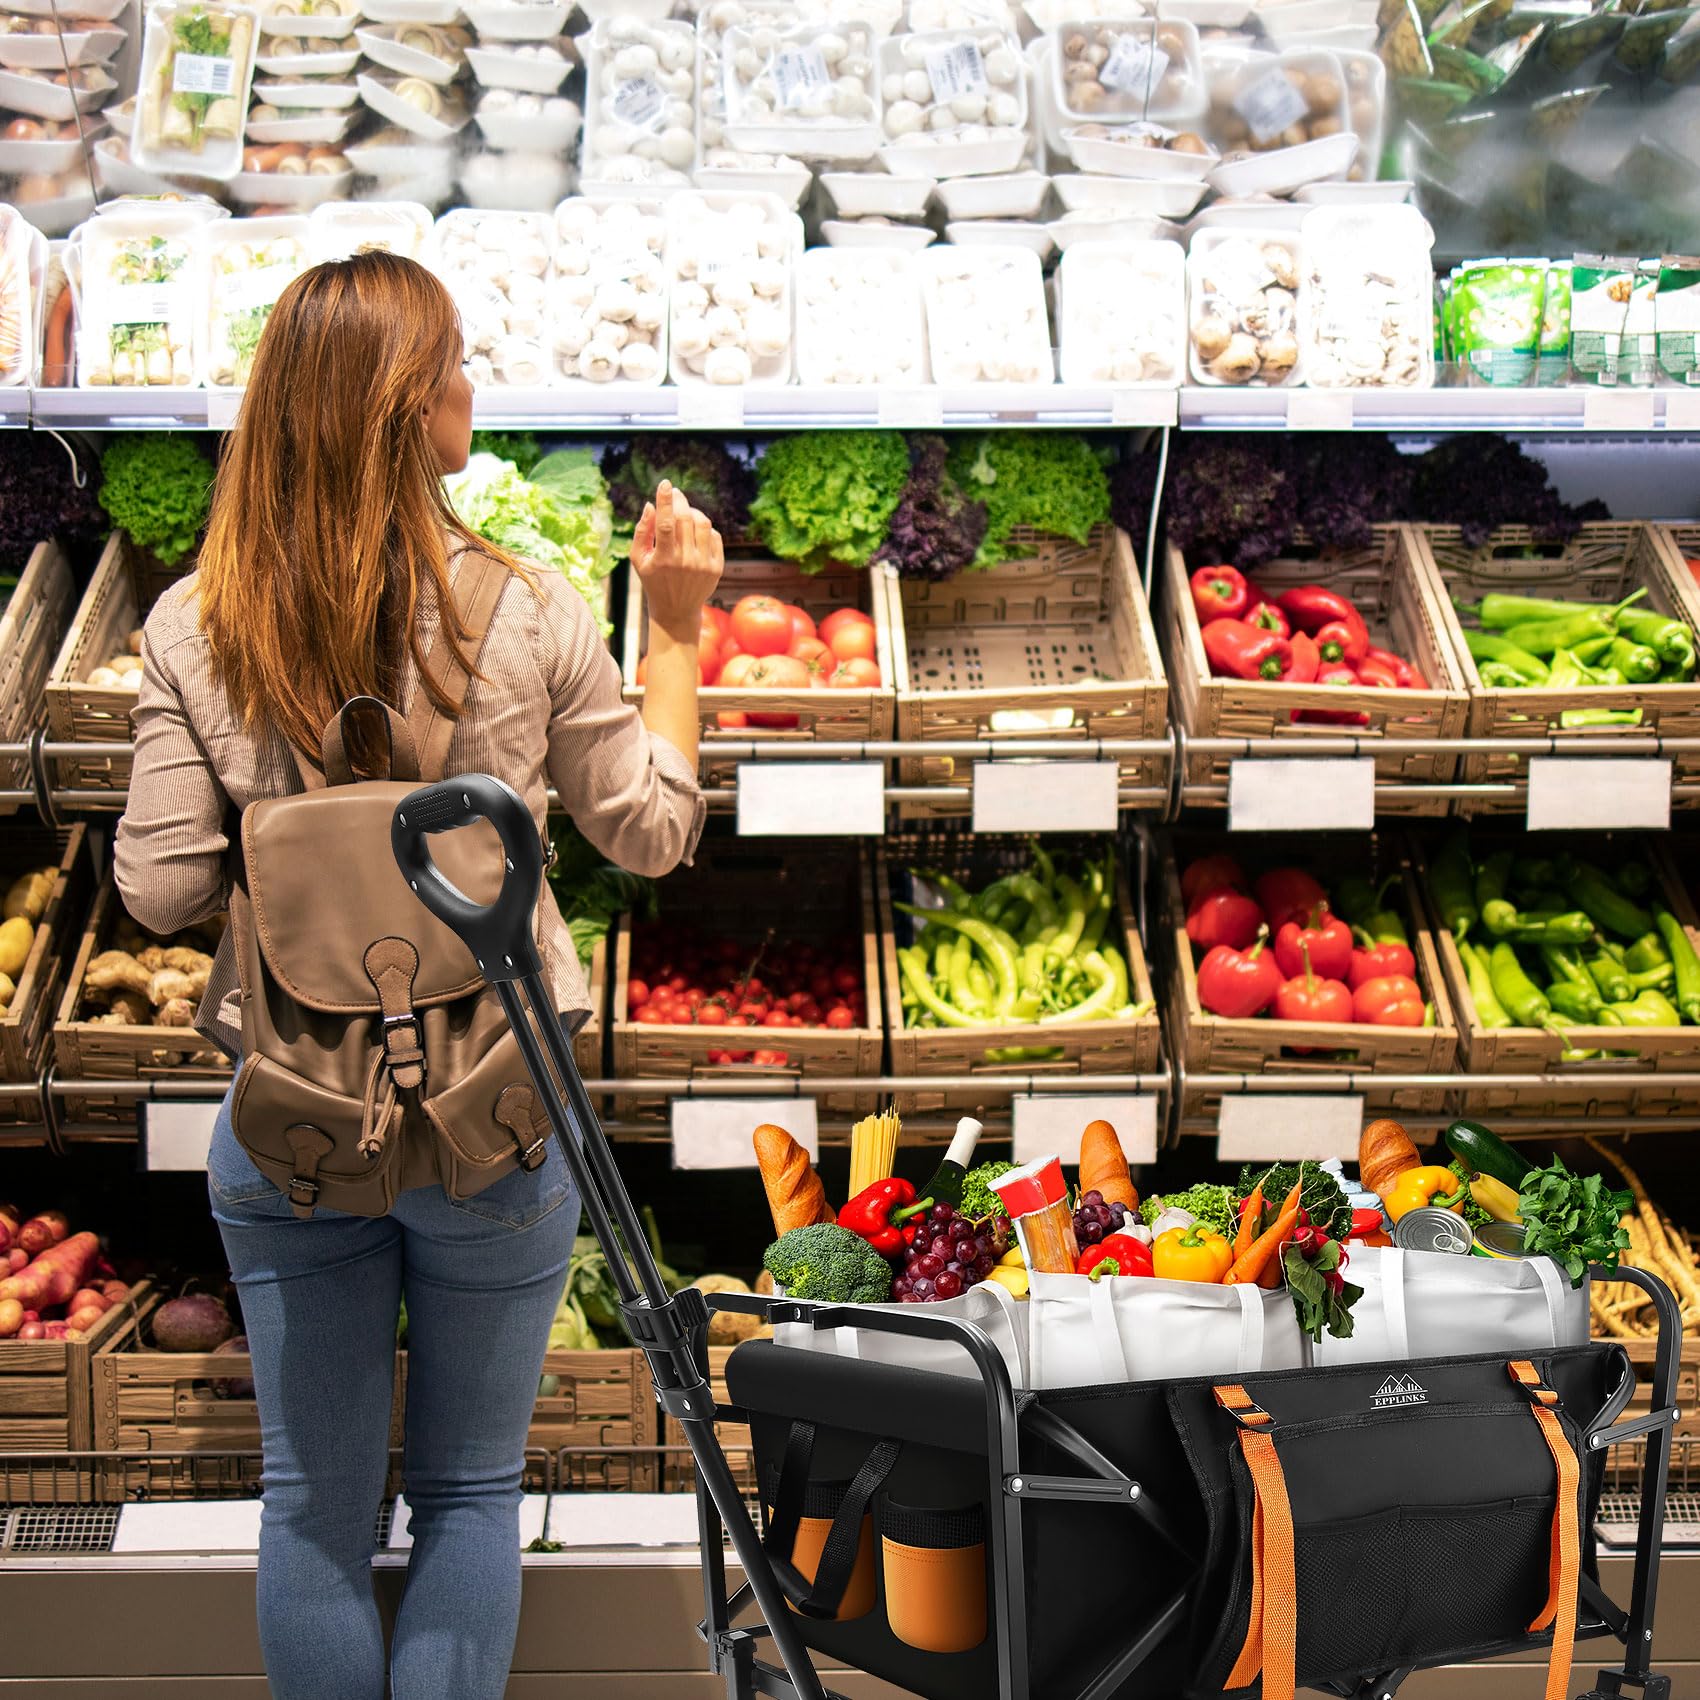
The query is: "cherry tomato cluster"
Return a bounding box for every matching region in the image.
[636,597,881,731]
[626,931,868,1066]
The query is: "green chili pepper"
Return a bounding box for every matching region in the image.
[1654,907,1700,1024]
[1622,931,1669,974]
[1539,942,1595,995]
[1570,634,1616,664]
[1474,588,1647,629]
[1496,911,1597,946]
[965,958,993,1009]
[1031,842,1056,887]
[895,904,1020,1015]
[1560,859,1652,940]
[1547,648,1587,690]
[1502,606,1628,655]
[1429,834,1479,941]
[1463,629,1550,683]
[927,872,973,912]
[1512,855,1558,889]
[1040,950,1118,1024]
[1480,663,1531,689]
[1585,948,1633,1003]
[1006,875,1057,935]
[1617,606,1696,671]
[1476,851,1519,936]
[1489,941,1568,1036]
[983,1044,1065,1063]
[1334,873,1408,945]
[1630,963,1674,990]
[1547,981,1603,1024]
[1605,636,1662,684]
[1561,707,1643,728]
[1458,939,1513,1028]
[1615,862,1653,899]
[1607,989,1682,1027]
[1517,887,1573,918]
[1047,874,1089,963]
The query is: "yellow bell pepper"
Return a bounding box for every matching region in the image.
[1152,1223,1235,1283]
[1384,1165,1466,1223]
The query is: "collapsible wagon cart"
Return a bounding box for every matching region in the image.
[393,774,1680,1700]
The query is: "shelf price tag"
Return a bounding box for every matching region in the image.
[676,387,745,428]
[1216,1094,1363,1164]
[971,760,1118,833]
[141,1099,220,1170]
[1110,388,1178,427]
[672,1097,818,1169]
[1285,391,1353,431]
[1229,758,1375,832]
[205,388,242,431]
[1664,388,1700,431]
[1526,756,1672,831]
[1582,389,1656,432]
[1012,1095,1158,1167]
[736,761,884,836]
[877,388,945,428]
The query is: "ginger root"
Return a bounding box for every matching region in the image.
[147,968,201,1006]
[107,990,151,1025]
[162,947,212,976]
[86,950,153,1000]
[155,997,195,1027]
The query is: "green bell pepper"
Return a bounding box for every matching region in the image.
[1606,989,1682,1027]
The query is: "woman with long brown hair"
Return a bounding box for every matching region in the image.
[114,250,720,1699]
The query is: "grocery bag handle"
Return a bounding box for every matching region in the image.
[391,773,544,981]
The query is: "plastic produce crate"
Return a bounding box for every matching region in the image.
[1415,835,1700,1122]
[879,831,1162,1116]
[621,550,896,795]
[1415,521,1700,814]
[1162,524,1469,817]
[527,1346,657,1493]
[0,824,89,1132]
[889,526,1168,819]
[0,540,75,817]
[1163,834,1457,1133]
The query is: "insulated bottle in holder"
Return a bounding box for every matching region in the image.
[879,1499,987,1655]
[765,1475,876,1622]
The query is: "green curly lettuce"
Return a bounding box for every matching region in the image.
[947,432,1111,569]
[960,1159,1018,1222]
[98,433,215,565]
[749,430,909,571]
[1140,1184,1238,1239]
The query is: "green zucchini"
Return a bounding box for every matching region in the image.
[1443,1119,1534,1191]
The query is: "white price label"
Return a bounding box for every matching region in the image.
[1526,757,1672,832]
[677,385,745,427]
[113,1501,263,1554]
[106,283,179,327]
[1582,388,1657,431]
[1110,388,1178,426]
[1012,1095,1158,1167]
[217,263,298,314]
[611,73,665,128]
[877,387,945,427]
[971,760,1119,833]
[672,1097,818,1169]
[924,39,987,104]
[1664,387,1700,430]
[173,50,236,96]
[773,45,831,110]
[142,1099,220,1170]
[1100,34,1168,98]
[1217,1094,1363,1164]
[1233,66,1308,145]
[1286,391,1354,430]
[206,387,243,429]
[736,762,884,836]
[1229,758,1375,832]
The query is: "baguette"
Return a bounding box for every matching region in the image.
[1079,1119,1138,1213]
[754,1124,835,1238]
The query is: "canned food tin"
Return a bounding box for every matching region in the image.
[1393,1206,1473,1255]
[1472,1221,1530,1259]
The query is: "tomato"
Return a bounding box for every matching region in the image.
[636,1005,670,1025]
[745,654,811,690]
[695,1002,728,1026]
[833,966,861,995]
[826,657,881,688]
[788,636,836,684]
[785,604,817,645]
[819,609,875,661]
[627,978,650,1010]
[716,711,749,730]
[731,594,794,657]
[826,1006,854,1029]
[718,652,758,688]
[752,1049,789,1067]
[707,1048,731,1065]
[702,605,730,643]
[697,623,723,685]
[763,1008,792,1028]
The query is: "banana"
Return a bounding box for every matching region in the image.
[987,1264,1029,1299]
[1468,1172,1522,1225]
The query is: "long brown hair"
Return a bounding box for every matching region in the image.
[198,250,504,772]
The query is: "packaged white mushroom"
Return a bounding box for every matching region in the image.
[206,214,310,386]
[1187,228,1303,387]
[428,208,552,387]
[546,196,669,385]
[474,87,580,150]
[580,16,698,191]
[875,25,1026,176]
[75,209,206,387]
[1057,239,1183,386]
[1299,204,1432,391]
[664,191,799,386]
[795,246,926,385]
[721,18,880,161]
[1204,48,1349,159]
[1049,18,1204,125]
[695,0,787,153]
[918,244,1052,384]
[1334,47,1384,187]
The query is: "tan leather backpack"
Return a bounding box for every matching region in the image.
[226,551,554,1218]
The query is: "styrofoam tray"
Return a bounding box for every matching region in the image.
[1264,22,1377,50]
[879,130,1028,181]
[344,135,452,174]
[1047,210,1179,250]
[1057,237,1185,386]
[473,97,579,150]
[458,147,568,210]
[1156,0,1250,23]
[692,162,811,210]
[0,66,113,120]
[1207,131,1357,198]
[308,196,431,257]
[1184,197,1307,234]
[7,184,95,235]
[259,8,363,37]
[1185,225,1305,387]
[932,170,1049,220]
[821,218,935,250]
[357,25,464,81]
[1063,126,1214,180]
[1295,177,1412,206]
[1049,16,1207,128]
[246,106,358,141]
[358,71,469,137]
[0,27,126,69]
[91,137,191,197]
[918,243,1053,385]
[227,166,353,205]
[359,0,463,21]
[0,0,128,18]
[946,219,1054,261]
[0,125,100,173]
[464,42,569,91]
[462,0,566,36]
[255,45,362,74]
[819,171,934,219]
[795,245,927,388]
[254,76,363,106]
[1052,172,1203,217]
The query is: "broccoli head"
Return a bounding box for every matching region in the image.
[762,1224,893,1305]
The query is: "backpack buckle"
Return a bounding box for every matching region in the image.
[287,1176,320,1209]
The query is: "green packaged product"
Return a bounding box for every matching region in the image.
[1570,254,1636,384]
[1541,261,1573,360]
[1663,13,1700,80]
[1618,6,1694,69]
[1657,254,1700,383]
[1542,7,1626,70]
[1622,261,1660,386]
[1453,258,1546,385]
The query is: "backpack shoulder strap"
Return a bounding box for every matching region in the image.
[409,546,509,784]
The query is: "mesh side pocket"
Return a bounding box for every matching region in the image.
[1294,1508,1406,1682]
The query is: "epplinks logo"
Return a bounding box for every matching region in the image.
[1372,1374,1428,1409]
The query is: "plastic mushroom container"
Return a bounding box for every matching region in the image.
[1186,226,1304,387]
[580,15,698,194]
[918,243,1053,384]
[1057,238,1184,385]
[428,206,553,387]
[876,24,1027,179]
[546,195,669,386]
[795,245,927,386]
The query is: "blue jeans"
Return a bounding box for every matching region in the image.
[207,1089,579,1700]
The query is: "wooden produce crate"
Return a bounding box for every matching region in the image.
[1162,525,1469,817]
[44,534,195,808]
[1414,521,1700,815]
[0,540,75,816]
[621,552,896,793]
[0,825,91,1131]
[890,526,1168,819]
[1,1281,151,1507]
[94,1291,403,1502]
[610,837,884,1126]
[52,872,230,1129]
[528,1347,656,1493]
[880,832,1162,1116]
[1416,836,1700,1122]
[648,1343,757,1498]
[571,933,607,1080]
[1163,837,1457,1131]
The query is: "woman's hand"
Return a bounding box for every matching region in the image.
[633,479,722,642]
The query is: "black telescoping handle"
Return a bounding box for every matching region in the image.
[391,773,544,981]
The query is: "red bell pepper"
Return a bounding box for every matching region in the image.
[1349,941,1417,987]
[1201,619,1295,683]
[1274,904,1353,981]
[1356,654,1400,689]
[1275,584,1363,637]
[1076,1234,1154,1280]
[1196,931,1282,1019]
[1273,942,1355,1024]
[1293,661,1372,727]
[1353,973,1426,1027]
[1366,646,1426,689]
[1287,630,1320,684]
[1315,618,1368,667]
[1181,854,1247,906]
[1254,868,1329,932]
[1190,565,1250,624]
[1187,888,1265,952]
[1245,599,1291,639]
[839,1178,930,1257]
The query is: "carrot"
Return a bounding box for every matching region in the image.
[1233,1182,1265,1261]
[1223,1184,1302,1287]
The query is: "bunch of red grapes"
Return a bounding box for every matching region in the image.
[1072,1190,1131,1248]
[893,1204,1000,1303]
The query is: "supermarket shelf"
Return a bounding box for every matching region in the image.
[1180,382,1700,433]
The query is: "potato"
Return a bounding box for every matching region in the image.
[0,971,14,1011]
[2,868,53,923]
[0,917,32,979]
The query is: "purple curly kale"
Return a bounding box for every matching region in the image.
[599,435,755,545]
[0,432,107,579]
[1160,438,1299,570]
[872,435,988,581]
[1407,436,1608,546]
[1284,434,1415,553]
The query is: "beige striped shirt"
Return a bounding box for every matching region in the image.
[114,549,703,1054]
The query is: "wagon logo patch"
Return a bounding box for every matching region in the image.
[1372,1374,1428,1409]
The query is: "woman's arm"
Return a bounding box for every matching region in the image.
[635,480,723,767]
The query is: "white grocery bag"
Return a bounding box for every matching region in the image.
[1025,1272,1304,1390]
[772,1278,1030,1388]
[1312,1246,1589,1368]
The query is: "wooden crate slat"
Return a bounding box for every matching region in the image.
[0,540,75,816]
[0,826,89,1113]
[530,1347,656,1491]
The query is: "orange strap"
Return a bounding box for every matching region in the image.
[1214,1384,1296,1700]
[1509,1361,1581,1700]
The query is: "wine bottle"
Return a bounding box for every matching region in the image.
[916,1117,983,1210]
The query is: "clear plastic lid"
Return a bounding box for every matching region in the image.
[1298,202,1434,391]
[877,25,1025,157]
[721,18,880,160]
[132,1,261,181]
[1057,237,1184,386]
[76,205,210,387]
[918,243,1053,384]
[795,244,927,385]
[546,195,669,385]
[429,206,553,386]
[1186,226,1304,388]
[1049,17,1206,126]
[581,16,698,187]
[205,212,309,386]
